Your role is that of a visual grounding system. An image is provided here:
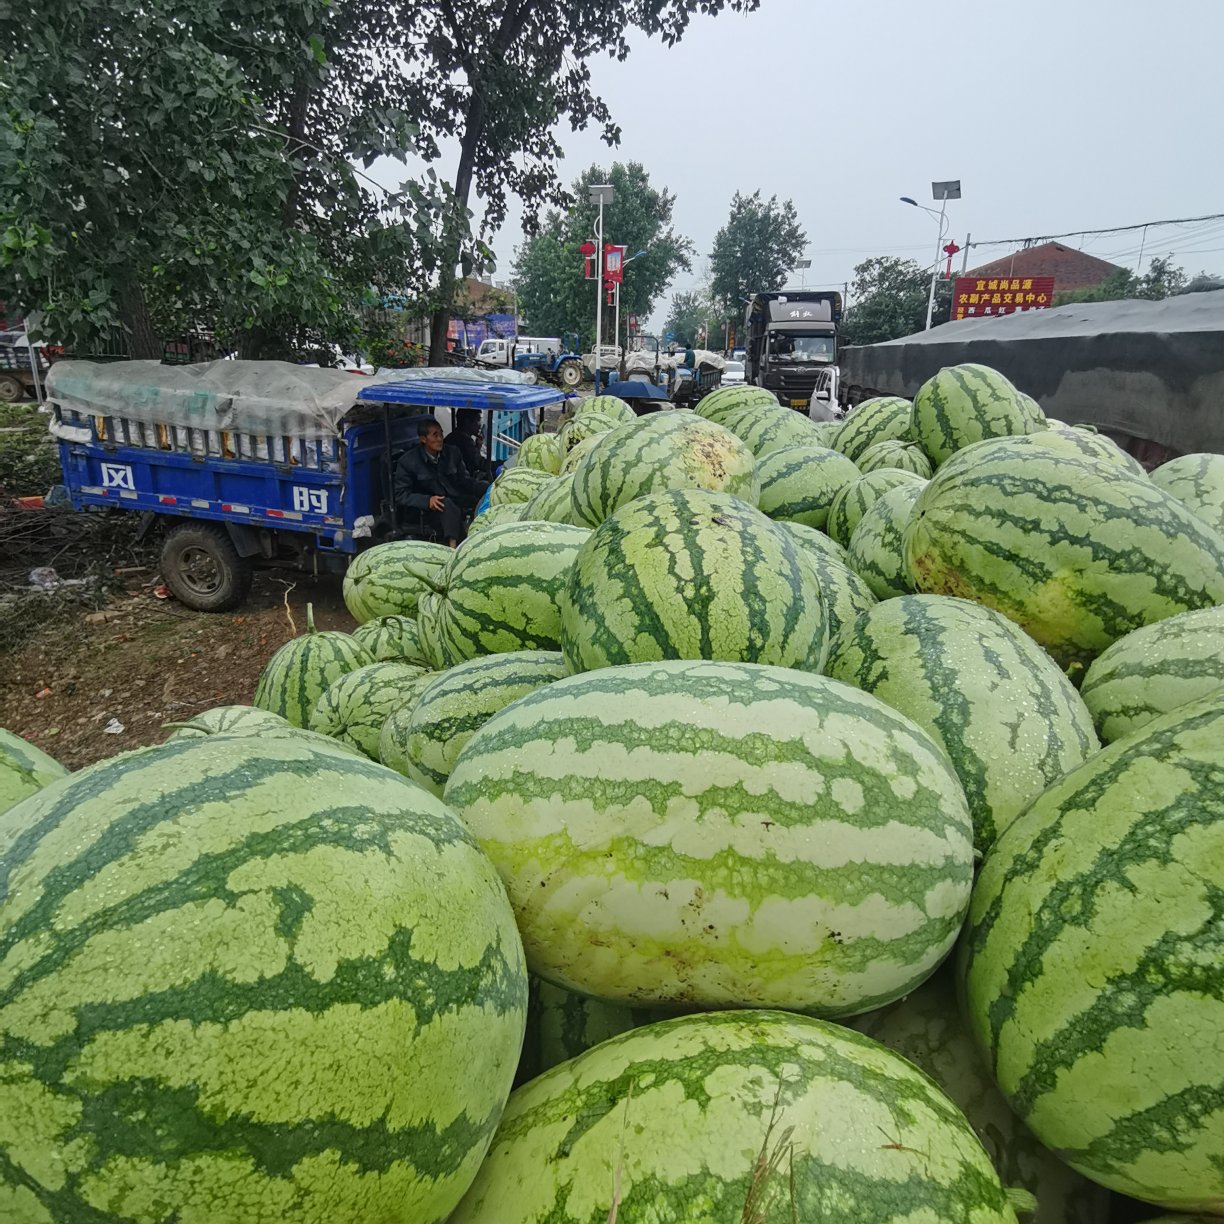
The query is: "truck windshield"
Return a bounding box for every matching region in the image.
[770,334,834,363]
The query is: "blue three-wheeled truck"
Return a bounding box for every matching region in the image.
[44,360,565,610]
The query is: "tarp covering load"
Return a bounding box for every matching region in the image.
[839,290,1224,455]
[374,365,534,386]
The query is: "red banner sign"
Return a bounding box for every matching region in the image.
[953,275,1055,321]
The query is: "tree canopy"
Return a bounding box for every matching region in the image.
[840,256,951,346]
[514,161,693,349]
[663,290,712,346]
[707,191,807,319]
[1052,255,1194,305]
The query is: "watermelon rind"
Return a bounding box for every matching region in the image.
[755,444,862,529]
[444,659,973,1014]
[452,1010,1024,1223]
[467,503,523,536]
[0,727,67,816]
[856,438,934,478]
[164,705,290,739]
[776,521,876,641]
[831,395,913,461]
[0,733,528,1223]
[558,432,607,475]
[693,384,778,423]
[519,474,576,525]
[557,410,620,454]
[572,394,635,424]
[846,482,925,600]
[488,465,553,507]
[721,404,830,457]
[351,614,429,664]
[827,468,925,548]
[514,432,562,475]
[307,660,433,758]
[1027,424,1146,477]
[960,689,1224,1210]
[910,363,1045,465]
[342,540,452,623]
[1149,451,1224,535]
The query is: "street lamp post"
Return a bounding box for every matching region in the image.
[792,258,812,290]
[613,250,648,356]
[588,184,615,364]
[901,180,961,330]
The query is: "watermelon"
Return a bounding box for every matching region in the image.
[846,482,925,599]
[488,465,553,507]
[1150,452,1224,535]
[1079,604,1224,743]
[514,431,562,474]
[342,539,452,624]
[452,1010,1028,1223]
[164,705,290,739]
[831,395,913,461]
[910,363,1045,465]
[557,409,619,454]
[960,689,1224,1211]
[777,521,877,641]
[383,650,568,796]
[561,490,827,674]
[570,413,759,527]
[827,468,925,547]
[467,503,523,536]
[904,437,1224,671]
[253,604,375,727]
[307,660,433,758]
[558,432,605,474]
[852,969,1111,1224]
[444,660,973,1014]
[755,444,862,528]
[828,595,1099,853]
[0,728,67,816]
[693,384,778,423]
[1073,421,1100,433]
[351,613,428,663]
[0,733,528,1223]
[808,418,841,446]
[573,394,635,424]
[519,474,575,524]
[1029,424,1146,476]
[722,404,829,457]
[515,976,654,1086]
[418,521,588,666]
[857,438,934,478]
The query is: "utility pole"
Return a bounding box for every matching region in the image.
[589,184,615,380]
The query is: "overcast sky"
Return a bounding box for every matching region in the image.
[376,0,1224,327]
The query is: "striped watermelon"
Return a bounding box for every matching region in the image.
[559,432,606,474]
[453,1010,1027,1223]
[723,404,829,457]
[444,660,973,1014]
[557,410,619,454]
[351,613,428,663]
[253,604,375,727]
[519,474,576,524]
[831,395,913,461]
[847,482,925,599]
[852,969,1111,1224]
[307,660,433,758]
[0,733,528,1223]
[828,595,1100,853]
[342,539,452,623]
[1027,424,1147,476]
[165,705,290,739]
[419,521,589,666]
[570,413,759,528]
[383,650,568,796]
[0,728,67,816]
[904,437,1224,671]
[857,438,934,478]
[777,521,877,640]
[693,384,778,423]
[467,503,523,536]
[488,465,553,506]
[573,394,635,423]
[827,468,925,547]
[910,363,1045,465]
[561,490,827,674]
[960,689,1224,1210]
[514,431,562,474]
[1150,452,1224,535]
[1079,604,1224,743]
[755,444,862,528]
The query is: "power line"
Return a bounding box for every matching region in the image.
[969,209,1224,250]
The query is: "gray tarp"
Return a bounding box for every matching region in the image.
[839,290,1224,454]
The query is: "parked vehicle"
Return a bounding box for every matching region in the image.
[0,331,52,403]
[46,360,563,611]
[722,359,746,386]
[474,333,583,388]
[743,291,842,414]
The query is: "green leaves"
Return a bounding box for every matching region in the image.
[708,190,807,319]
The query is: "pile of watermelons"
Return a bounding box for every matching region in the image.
[3,366,1223,1223]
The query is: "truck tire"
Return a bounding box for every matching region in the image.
[521,368,540,385]
[558,359,582,389]
[161,522,253,612]
[0,374,25,403]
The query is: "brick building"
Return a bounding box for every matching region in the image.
[964,242,1122,294]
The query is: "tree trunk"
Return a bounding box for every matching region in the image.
[118,278,162,360]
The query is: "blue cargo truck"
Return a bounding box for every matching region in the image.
[45,359,563,611]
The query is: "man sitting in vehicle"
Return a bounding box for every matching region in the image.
[445,408,491,479]
[394,417,488,546]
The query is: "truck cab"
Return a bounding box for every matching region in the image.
[743,292,842,416]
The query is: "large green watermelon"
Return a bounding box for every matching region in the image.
[1028,424,1146,476]
[910,363,1045,465]
[569,412,759,527]
[1079,604,1224,743]
[831,395,913,461]
[846,482,925,600]
[342,539,452,623]
[572,394,635,424]
[559,433,606,475]
[519,474,576,524]
[721,404,830,457]
[755,444,862,528]
[1149,452,1224,535]
[488,465,553,507]
[857,438,934,478]
[852,970,1111,1224]
[904,436,1224,671]
[307,660,433,758]
[0,728,67,816]
[828,595,1100,853]
[351,613,429,664]
[0,734,527,1223]
[514,431,562,474]
[384,650,568,796]
[827,468,925,547]
[419,521,589,666]
[693,384,778,423]
[557,410,619,454]
[776,521,877,641]
[561,490,827,674]
[253,604,375,727]
[453,1011,1029,1223]
[961,690,1224,1211]
[444,660,973,1015]
[165,705,291,739]
[467,503,523,537]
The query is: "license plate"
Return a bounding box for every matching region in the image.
[789,398,809,409]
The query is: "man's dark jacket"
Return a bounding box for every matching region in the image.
[445,428,488,479]
[394,443,486,512]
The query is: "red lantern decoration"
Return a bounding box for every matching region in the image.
[580,240,597,281]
